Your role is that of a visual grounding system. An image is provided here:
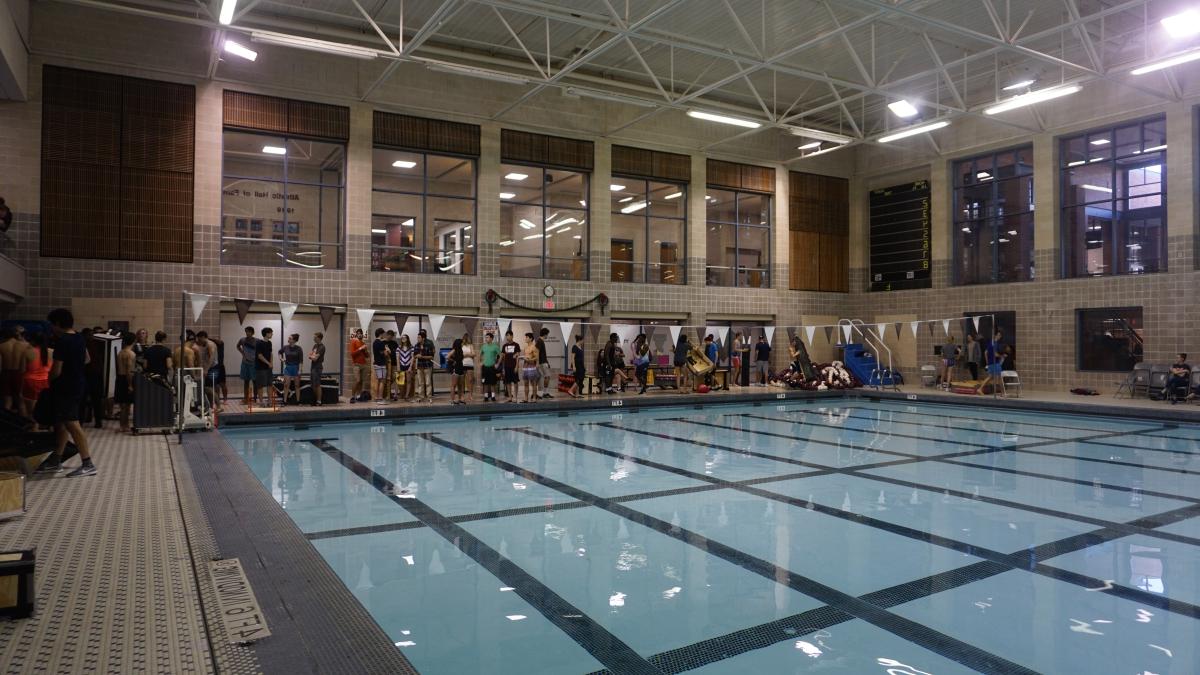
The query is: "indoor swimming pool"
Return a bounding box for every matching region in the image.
[220,399,1200,674]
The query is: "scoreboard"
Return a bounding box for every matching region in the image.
[869,180,931,292]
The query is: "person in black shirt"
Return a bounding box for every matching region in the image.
[255,327,274,407]
[384,330,400,401]
[414,329,435,403]
[753,335,771,386]
[536,327,553,399]
[143,331,173,379]
[38,308,96,477]
[1166,353,1191,402]
[371,328,388,402]
[500,330,520,403]
[568,334,586,398]
[279,333,303,405]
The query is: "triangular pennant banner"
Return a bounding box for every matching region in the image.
[279,301,298,325]
[695,326,706,342]
[786,327,796,343]
[967,315,977,332]
[942,319,950,335]
[894,323,903,340]
[841,324,852,344]
[876,323,887,340]
[824,326,834,344]
[558,321,575,345]
[974,315,985,333]
[428,314,445,342]
[234,299,253,324]
[463,317,479,339]
[716,325,729,348]
[318,306,336,330]
[668,325,682,347]
[356,308,376,331]
[910,321,920,338]
[188,293,210,323]
[394,313,408,335]
[927,322,934,336]
[763,326,775,346]
[500,318,512,338]
[805,325,816,345]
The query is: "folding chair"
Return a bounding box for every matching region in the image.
[1001,370,1021,398]
[1147,366,1169,400]
[1114,362,1150,398]
[920,365,936,387]
[1190,370,1200,404]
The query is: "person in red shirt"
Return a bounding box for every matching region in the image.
[348,329,370,403]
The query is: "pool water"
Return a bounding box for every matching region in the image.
[221,399,1200,674]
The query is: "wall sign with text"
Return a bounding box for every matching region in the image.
[869,180,931,292]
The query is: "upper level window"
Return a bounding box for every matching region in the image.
[371,149,476,275]
[221,131,345,269]
[706,189,771,288]
[610,178,686,284]
[499,163,590,280]
[1060,116,1166,277]
[952,146,1034,284]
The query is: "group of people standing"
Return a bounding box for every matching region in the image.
[936,328,1015,394]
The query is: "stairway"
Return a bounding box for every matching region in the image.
[841,343,900,388]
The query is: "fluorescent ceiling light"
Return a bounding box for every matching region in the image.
[664,192,682,200]
[1162,10,1200,38]
[554,218,578,226]
[251,31,379,59]
[518,219,536,230]
[1131,47,1200,74]
[499,192,516,200]
[1090,138,1110,146]
[1007,230,1018,236]
[1145,144,1168,152]
[223,40,257,61]
[888,100,920,118]
[262,145,286,155]
[499,240,514,247]
[371,228,387,234]
[392,160,417,168]
[573,235,582,239]
[401,218,414,226]
[788,126,854,144]
[798,141,821,151]
[976,171,992,180]
[426,62,528,84]
[218,0,237,25]
[565,87,657,108]
[523,234,543,240]
[877,120,950,143]
[618,196,634,203]
[621,201,648,214]
[1079,184,1113,193]
[1002,79,1036,91]
[610,184,626,191]
[504,173,528,181]
[687,110,761,128]
[984,84,1080,115]
[1067,160,1085,166]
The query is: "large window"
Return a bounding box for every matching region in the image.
[953,146,1034,284]
[221,131,345,268]
[706,190,771,287]
[1077,307,1143,372]
[609,178,686,284]
[1060,116,1166,277]
[499,163,589,280]
[371,149,476,274]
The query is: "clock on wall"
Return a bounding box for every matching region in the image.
[542,284,556,298]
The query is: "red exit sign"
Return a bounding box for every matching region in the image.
[543,300,555,309]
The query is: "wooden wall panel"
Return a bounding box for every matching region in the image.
[289,99,350,141]
[706,158,773,192]
[42,66,194,261]
[372,111,480,156]
[612,144,690,182]
[502,129,592,170]
[788,170,849,291]
[223,90,348,141]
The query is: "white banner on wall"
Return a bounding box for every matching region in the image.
[763,326,775,346]
[558,321,575,345]
[279,302,298,325]
[428,314,445,342]
[189,293,210,322]
[805,325,816,345]
[356,308,376,330]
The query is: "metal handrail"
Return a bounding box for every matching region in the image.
[838,319,897,391]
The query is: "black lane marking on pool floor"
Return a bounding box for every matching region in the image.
[834,401,1182,436]
[708,414,1200,479]
[832,403,1154,436]
[422,433,1037,675]
[308,439,665,675]
[515,428,1200,622]
[600,422,1200,547]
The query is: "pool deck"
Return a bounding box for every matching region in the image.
[2,382,1197,674]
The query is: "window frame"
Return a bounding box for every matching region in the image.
[370,148,478,275]
[1059,116,1167,278]
[705,188,772,288]
[220,129,347,269]
[499,161,591,281]
[1075,306,1144,372]
[951,145,1035,285]
[610,175,688,285]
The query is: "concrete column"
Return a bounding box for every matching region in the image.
[847,175,868,292]
[929,157,949,286]
[591,139,612,283]
[477,123,501,278]
[688,153,707,286]
[773,164,789,289]
[1165,101,1195,241]
[1031,133,1058,280]
[344,101,373,239]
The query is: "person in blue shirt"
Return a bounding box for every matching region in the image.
[703,334,719,387]
[975,330,1003,395]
